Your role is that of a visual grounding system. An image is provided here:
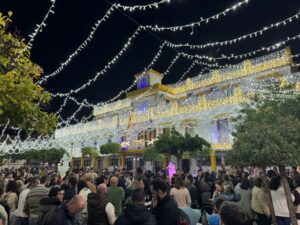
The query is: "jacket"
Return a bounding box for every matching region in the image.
[115,204,157,225]
[251,186,271,216]
[151,194,179,225]
[87,193,109,225]
[45,202,74,225]
[38,197,61,225]
[213,192,241,204]
[24,185,49,217]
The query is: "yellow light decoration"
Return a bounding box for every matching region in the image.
[211,143,232,150]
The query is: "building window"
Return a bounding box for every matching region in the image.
[216,118,230,143]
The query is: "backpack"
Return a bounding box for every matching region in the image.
[177,208,191,225]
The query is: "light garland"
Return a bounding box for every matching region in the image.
[144,0,250,32]
[27,0,57,49]
[167,10,300,49]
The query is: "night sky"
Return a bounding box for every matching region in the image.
[2,0,300,122]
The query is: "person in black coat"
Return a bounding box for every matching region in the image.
[150,178,179,225]
[46,195,85,225]
[115,188,157,225]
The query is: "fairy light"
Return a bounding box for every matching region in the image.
[27,0,57,50]
[145,0,250,32]
[167,10,300,49]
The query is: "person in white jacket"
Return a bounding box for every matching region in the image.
[270,175,294,225]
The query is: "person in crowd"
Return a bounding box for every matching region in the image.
[237,179,255,224]
[87,184,116,225]
[134,168,146,182]
[293,175,300,225]
[212,180,224,201]
[45,195,85,225]
[107,176,124,218]
[0,213,6,225]
[38,186,64,225]
[24,176,49,225]
[150,178,179,225]
[11,178,39,225]
[76,180,91,225]
[220,201,250,225]
[186,174,198,209]
[83,173,96,194]
[5,180,19,220]
[115,188,156,225]
[251,177,271,225]
[95,175,107,186]
[213,185,241,204]
[199,172,213,207]
[223,175,234,188]
[170,177,191,208]
[270,175,294,225]
[63,177,77,201]
[0,187,8,225]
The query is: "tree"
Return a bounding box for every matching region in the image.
[227,86,300,225]
[154,127,210,169]
[143,145,165,162]
[0,148,66,165]
[100,142,121,168]
[0,12,56,136]
[81,147,98,157]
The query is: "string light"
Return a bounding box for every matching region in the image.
[145,0,250,32]
[167,10,300,49]
[27,0,57,50]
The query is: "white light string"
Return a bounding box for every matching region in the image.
[37,4,116,85]
[52,27,143,97]
[27,0,57,49]
[167,10,300,49]
[38,1,172,84]
[38,0,249,85]
[145,0,250,32]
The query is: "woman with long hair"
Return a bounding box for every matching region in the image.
[170,177,191,208]
[237,178,255,224]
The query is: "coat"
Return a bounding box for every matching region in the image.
[38,197,61,225]
[237,188,255,220]
[115,204,157,225]
[45,203,74,225]
[151,194,179,225]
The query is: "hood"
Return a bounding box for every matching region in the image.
[39,197,61,213]
[123,204,150,223]
[219,193,241,202]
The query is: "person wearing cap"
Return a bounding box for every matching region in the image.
[38,186,64,225]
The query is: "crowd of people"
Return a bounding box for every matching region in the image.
[0,164,298,225]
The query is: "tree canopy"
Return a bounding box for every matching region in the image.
[100,142,121,155]
[81,146,98,157]
[0,12,56,136]
[143,145,165,162]
[154,127,211,158]
[227,86,300,168]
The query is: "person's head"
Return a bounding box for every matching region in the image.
[129,180,140,190]
[139,179,145,190]
[16,180,24,190]
[27,177,39,189]
[223,174,230,181]
[267,169,277,179]
[83,173,93,183]
[186,174,193,185]
[49,186,64,202]
[224,185,235,194]
[220,202,250,225]
[96,175,107,186]
[6,180,19,195]
[131,188,146,204]
[198,169,203,177]
[270,176,281,191]
[66,195,85,216]
[204,172,210,182]
[97,183,108,198]
[240,179,251,190]
[40,176,49,185]
[68,177,77,188]
[110,176,118,187]
[0,213,6,225]
[215,180,223,192]
[77,180,88,194]
[174,177,183,189]
[253,177,262,188]
[150,178,167,200]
